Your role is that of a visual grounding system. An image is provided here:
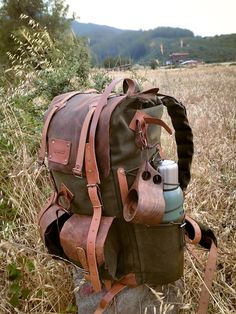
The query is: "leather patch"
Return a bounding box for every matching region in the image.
[48,138,71,165]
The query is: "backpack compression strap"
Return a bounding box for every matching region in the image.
[161,96,194,191]
[84,78,137,292]
[185,216,218,314]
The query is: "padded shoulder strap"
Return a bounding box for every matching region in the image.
[160,96,194,191]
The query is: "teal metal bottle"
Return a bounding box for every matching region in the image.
[158,160,184,223]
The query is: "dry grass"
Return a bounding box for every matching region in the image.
[0,64,235,313]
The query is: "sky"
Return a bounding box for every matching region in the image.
[65,0,236,37]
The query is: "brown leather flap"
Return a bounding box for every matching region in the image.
[60,214,114,266]
[39,203,66,242]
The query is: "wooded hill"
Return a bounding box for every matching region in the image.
[71,21,236,66]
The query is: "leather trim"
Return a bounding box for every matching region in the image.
[117,168,129,206]
[129,110,172,134]
[37,192,57,224]
[73,106,96,176]
[185,215,202,244]
[95,273,138,313]
[197,241,217,314]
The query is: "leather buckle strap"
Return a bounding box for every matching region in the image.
[94,273,137,314]
[185,216,218,314]
[196,240,217,314]
[129,110,172,150]
[185,215,202,245]
[85,143,103,292]
[86,185,102,292]
[73,106,96,177]
[94,283,126,314]
[117,168,129,206]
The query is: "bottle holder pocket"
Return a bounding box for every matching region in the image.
[132,222,185,285]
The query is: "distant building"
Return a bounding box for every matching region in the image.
[168,52,189,65]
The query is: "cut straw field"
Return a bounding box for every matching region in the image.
[0,64,235,313]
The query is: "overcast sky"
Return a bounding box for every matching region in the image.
[65,0,236,37]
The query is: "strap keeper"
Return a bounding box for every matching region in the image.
[72,167,83,178]
[87,183,99,188]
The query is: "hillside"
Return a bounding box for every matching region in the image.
[71,21,236,65]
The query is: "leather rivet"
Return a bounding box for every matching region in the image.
[64,159,67,163]
[49,155,52,159]
[52,140,55,144]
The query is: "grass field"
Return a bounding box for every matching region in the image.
[0,64,235,313]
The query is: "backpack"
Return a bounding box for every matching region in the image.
[37,78,217,313]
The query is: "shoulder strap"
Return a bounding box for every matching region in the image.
[185,215,217,314]
[160,95,194,191]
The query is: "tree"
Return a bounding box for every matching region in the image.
[0,0,69,64]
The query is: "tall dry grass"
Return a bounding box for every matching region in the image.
[0,64,235,313]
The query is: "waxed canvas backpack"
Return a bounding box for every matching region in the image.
[37,78,217,313]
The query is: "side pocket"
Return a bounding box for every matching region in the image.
[59,215,119,280]
[38,192,70,258]
[133,222,185,285]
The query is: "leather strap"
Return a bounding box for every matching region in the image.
[88,78,125,184]
[37,191,57,223]
[73,106,96,177]
[38,91,81,164]
[123,78,139,95]
[117,168,129,205]
[85,143,103,292]
[185,215,202,245]
[95,95,127,177]
[196,241,217,314]
[129,110,172,150]
[94,283,127,314]
[84,80,131,290]
[95,273,137,314]
[84,78,137,292]
[185,217,218,314]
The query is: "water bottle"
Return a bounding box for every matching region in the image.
[158,160,184,223]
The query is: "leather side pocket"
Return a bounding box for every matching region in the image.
[60,214,119,279]
[38,193,70,258]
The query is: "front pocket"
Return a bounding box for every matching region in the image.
[59,214,119,279]
[133,222,185,284]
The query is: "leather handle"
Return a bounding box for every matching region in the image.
[129,110,172,150]
[123,78,139,95]
[143,117,173,135]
